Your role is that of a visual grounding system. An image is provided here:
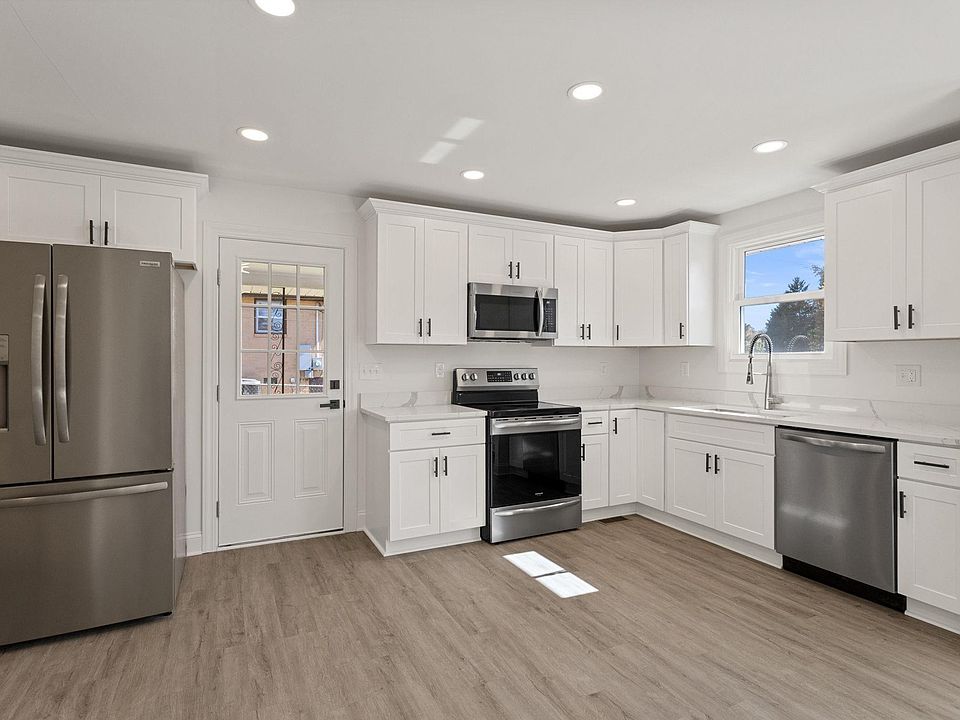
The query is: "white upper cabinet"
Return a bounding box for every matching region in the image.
[0,146,206,266]
[363,205,467,345]
[614,239,663,346]
[468,225,553,286]
[662,227,716,346]
[818,141,960,341]
[554,235,613,346]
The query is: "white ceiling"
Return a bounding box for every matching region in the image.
[2,0,960,228]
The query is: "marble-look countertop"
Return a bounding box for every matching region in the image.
[360,404,487,423]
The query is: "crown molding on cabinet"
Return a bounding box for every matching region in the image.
[812,139,960,194]
[359,198,718,241]
[0,144,209,193]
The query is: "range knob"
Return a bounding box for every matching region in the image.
[461,373,469,381]
[521,373,528,380]
[513,373,520,380]
[529,372,537,380]
[469,372,479,381]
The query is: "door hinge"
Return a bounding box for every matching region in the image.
[215,500,220,518]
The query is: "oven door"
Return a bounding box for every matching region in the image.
[468,283,558,341]
[488,415,581,508]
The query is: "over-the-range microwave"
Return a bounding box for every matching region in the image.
[467,283,558,342]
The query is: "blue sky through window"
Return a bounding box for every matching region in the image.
[744,238,824,298]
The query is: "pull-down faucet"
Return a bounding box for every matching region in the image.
[746,333,783,411]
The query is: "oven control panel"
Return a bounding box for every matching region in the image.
[453,368,540,389]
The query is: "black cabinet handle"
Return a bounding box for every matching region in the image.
[581,444,586,461]
[443,456,448,476]
[613,417,618,435]
[899,491,907,518]
[587,324,592,340]
[705,453,711,473]
[893,305,900,330]
[418,318,423,337]
[433,456,439,477]
[104,220,109,246]
[587,421,603,425]
[580,324,585,340]
[508,261,514,279]
[431,431,451,436]
[908,304,916,329]
[914,460,950,469]
[427,318,432,337]
[616,324,620,341]
[679,322,685,340]
[516,261,521,280]
[89,219,94,245]
[714,454,720,474]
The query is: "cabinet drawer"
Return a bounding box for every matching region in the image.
[667,414,774,455]
[898,442,960,488]
[581,411,609,436]
[389,418,485,451]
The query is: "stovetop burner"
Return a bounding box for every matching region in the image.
[450,367,580,418]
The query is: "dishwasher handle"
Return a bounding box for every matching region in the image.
[780,432,887,454]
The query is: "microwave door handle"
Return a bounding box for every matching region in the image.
[535,288,544,337]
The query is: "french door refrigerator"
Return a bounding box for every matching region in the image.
[0,242,186,646]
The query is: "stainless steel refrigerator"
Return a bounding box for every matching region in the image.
[0,242,186,646]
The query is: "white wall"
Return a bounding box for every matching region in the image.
[636,189,960,406]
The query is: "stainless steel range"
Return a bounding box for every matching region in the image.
[452,368,581,543]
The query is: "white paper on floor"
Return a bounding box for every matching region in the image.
[503,551,565,578]
[536,572,599,598]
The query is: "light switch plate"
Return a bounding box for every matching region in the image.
[435,362,445,378]
[896,364,921,387]
[680,361,690,377]
[600,362,608,376]
[359,363,383,380]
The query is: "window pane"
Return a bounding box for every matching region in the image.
[298,265,325,306]
[241,261,269,296]
[742,299,824,353]
[744,238,824,298]
[240,352,270,395]
[271,264,298,306]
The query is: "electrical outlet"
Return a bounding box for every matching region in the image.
[896,364,921,387]
[600,362,608,376]
[680,361,690,377]
[359,363,383,381]
[435,362,445,379]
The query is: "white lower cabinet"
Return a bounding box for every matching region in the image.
[637,410,665,510]
[439,444,486,533]
[898,478,960,614]
[609,410,639,505]
[581,434,609,510]
[666,438,716,527]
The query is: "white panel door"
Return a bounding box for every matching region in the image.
[906,159,960,339]
[609,410,639,505]
[0,163,100,245]
[824,176,907,341]
[468,225,512,284]
[512,230,554,287]
[614,239,664,346]
[665,438,714,527]
[581,434,609,510]
[637,410,665,510]
[582,239,614,346]
[715,447,774,548]
[218,238,344,546]
[100,177,196,263]
[376,214,424,344]
[554,235,585,345]
[390,448,441,540]
[898,479,960,613]
[439,443,486,532]
[423,219,468,344]
[662,233,688,345]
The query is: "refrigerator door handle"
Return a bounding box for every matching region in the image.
[0,481,168,509]
[55,274,70,443]
[31,274,47,446]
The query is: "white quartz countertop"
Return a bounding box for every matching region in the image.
[360,404,487,423]
[556,398,960,448]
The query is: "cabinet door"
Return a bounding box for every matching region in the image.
[468,225,512,284]
[715,447,774,548]
[389,448,440,540]
[906,159,960,339]
[824,176,907,341]
[665,438,714,527]
[637,410,665,511]
[582,240,614,346]
[898,479,960,613]
[376,214,425,344]
[423,219,468,345]
[100,177,196,262]
[0,164,99,245]
[609,410,639,505]
[662,232,688,345]
[439,444,486,533]
[554,236,585,346]
[512,230,554,287]
[581,434,609,510]
[614,239,663,346]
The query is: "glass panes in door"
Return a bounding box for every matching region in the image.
[238,260,326,397]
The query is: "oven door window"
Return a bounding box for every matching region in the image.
[489,428,581,507]
[475,294,538,333]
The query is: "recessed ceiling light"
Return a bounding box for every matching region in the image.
[238,127,269,142]
[615,198,636,207]
[568,82,603,101]
[461,169,485,180]
[252,0,296,17]
[753,139,788,154]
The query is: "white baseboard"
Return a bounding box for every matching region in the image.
[583,503,640,523]
[906,599,960,636]
[185,532,203,557]
[364,527,481,557]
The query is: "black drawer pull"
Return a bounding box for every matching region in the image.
[914,460,950,469]
[587,421,603,425]
[431,431,451,436]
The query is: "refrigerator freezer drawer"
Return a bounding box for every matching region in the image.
[0,472,174,646]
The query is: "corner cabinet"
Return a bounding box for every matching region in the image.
[361,202,468,345]
[614,239,663,346]
[0,145,206,267]
[663,225,717,346]
[818,143,960,341]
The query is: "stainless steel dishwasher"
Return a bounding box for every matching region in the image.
[775,427,903,609]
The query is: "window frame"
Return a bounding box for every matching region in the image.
[720,222,847,376]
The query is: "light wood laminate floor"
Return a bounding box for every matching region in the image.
[2,516,960,720]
